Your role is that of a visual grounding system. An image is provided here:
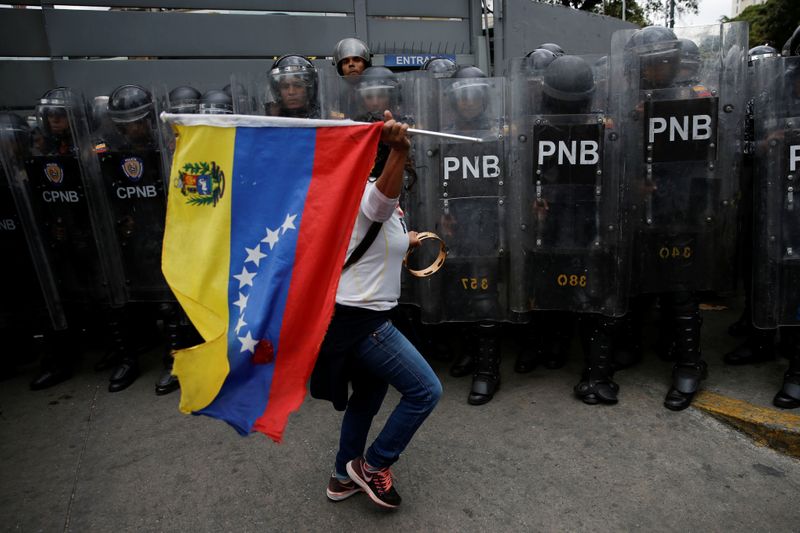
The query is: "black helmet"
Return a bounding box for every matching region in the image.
[421,57,458,78]
[748,44,778,63]
[677,38,701,80]
[333,38,372,75]
[542,56,595,113]
[36,87,70,137]
[538,43,565,56]
[199,90,233,114]
[169,86,201,114]
[108,85,154,124]
[357,67,399,96]
[0,111,31,149]
[626,26,680,89]
[356,67,400,120]
[524,48,558,71]
[783,25,800,57]
[269,55,318,117]
[447,66,490,119]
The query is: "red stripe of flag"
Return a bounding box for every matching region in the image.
[253,123,382,441]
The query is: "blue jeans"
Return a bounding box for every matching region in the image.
[335,320,442,475]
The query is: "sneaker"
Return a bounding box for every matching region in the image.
[326,474,362,502]
[346,456,401,509]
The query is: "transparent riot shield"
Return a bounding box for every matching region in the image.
[752,56,800,329]
[10,89,126,310]
[89,84,173,302]
[610,23,747,295]
[412,76,510,323]
[0,113,66,329]
[507,55,627,317]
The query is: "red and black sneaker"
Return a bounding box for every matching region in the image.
[326,474,362,502]
[346,456,402,509]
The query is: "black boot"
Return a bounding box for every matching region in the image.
[575,316,619,405]
[723,328,776,366]
[30,328,76,391]
[468,325,500,405]
[450,326,477,378]
[664,311,706,411]
[612,312,643,371]
[156,310,181,395]
[107,309,139,393]
[773,333,800,409]
[514,323,540,374]
[727,307,752,338]
[541,313,572,369]
[109,356,140,393]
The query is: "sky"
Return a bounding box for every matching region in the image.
[676,0,733,26]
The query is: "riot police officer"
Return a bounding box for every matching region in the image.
[268,55,320,118]
[333,37,372,77]
[423,66,508,404]
[16,88,123,389]
[614,24,746,410]
[155,86,213,395]
[750,45,800,409]
[420,57,458,79]
[725,45,780,366]
[538,43,565,57]
[94,84,168,392]
[199,90,234,114]
[168,86,201,114]
[0,112,69,383]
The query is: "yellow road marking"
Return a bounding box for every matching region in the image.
[693,390,800,458]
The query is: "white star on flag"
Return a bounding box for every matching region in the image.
[244,244,267,267]
[262,227,280,250]
[233,291,249,314]
[233,265,257,288]
[238,331,259,354]
[235,316,247,334]
[281,213,297,234]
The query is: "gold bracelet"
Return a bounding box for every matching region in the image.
[403,232,447,278]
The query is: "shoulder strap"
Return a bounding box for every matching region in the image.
[343,221,382,271]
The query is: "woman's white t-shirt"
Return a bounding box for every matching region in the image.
[336,180,409,311]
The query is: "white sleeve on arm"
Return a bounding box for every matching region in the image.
[361,181,399,222]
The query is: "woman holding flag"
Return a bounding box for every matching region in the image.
[311,111,442,510]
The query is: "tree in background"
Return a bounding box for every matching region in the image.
[538,0,698,26]
[724,0,800,49]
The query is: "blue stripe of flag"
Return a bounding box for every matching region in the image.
[197,127,317,435]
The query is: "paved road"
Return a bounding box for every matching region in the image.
[1,301,799,532]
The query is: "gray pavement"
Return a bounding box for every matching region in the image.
[1,297,799,532]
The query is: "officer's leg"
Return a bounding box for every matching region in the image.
[468,322,500,405]
[774,327,800,409]
[450,324,477,377]
[514,320,540,374]
[30,326,77,390]
[613,297,645,370]
[107,305,138,393]
[541,311,573,369]
[723,327,776,365]
[663,291,708,411]
[575,314,619,404]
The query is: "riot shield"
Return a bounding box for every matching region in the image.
[610,23,747,295]
[12,89,126,309]
[752,56,800,328]
[412,75,510,323]
[507,55,627,317]
[91,84,173,302]
[0,113,66,329]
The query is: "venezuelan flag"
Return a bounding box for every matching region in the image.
[162,114,382,442]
